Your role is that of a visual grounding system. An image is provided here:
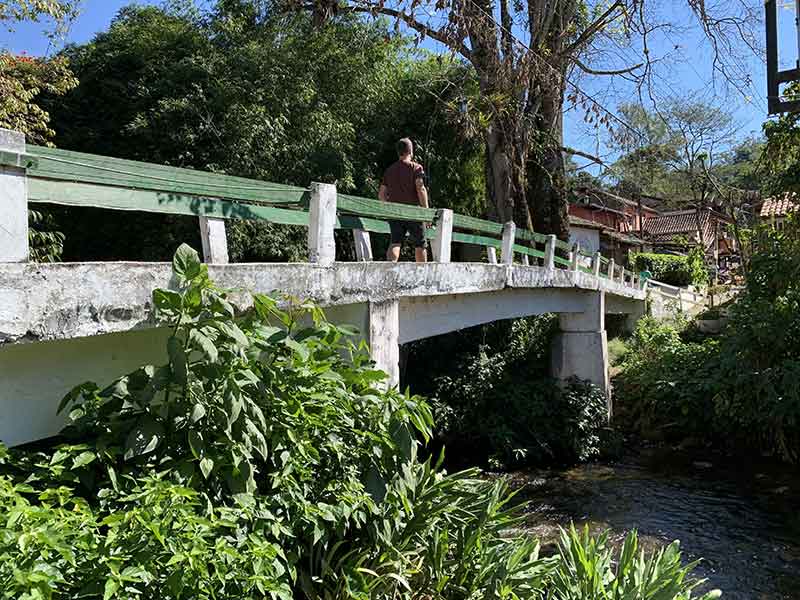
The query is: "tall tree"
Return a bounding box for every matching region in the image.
[609,99,738,208]
[280,0,760,239]
[45,3,484,260]
[0,0,79,261]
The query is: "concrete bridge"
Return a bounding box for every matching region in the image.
[0,128,653,447]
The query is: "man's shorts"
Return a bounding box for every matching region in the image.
[389,220,426,249]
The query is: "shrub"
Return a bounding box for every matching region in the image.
[550,525,720,600]
[0,245,717,599]
[406,317,609,469]
[1,244,551,599]
[632,249,708,287]
[613,317,720,440]
[617,220,800,462]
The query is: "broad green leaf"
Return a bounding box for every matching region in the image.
[188,430,204,459]
[71,450,96,469]
[153,288,182,315]
[190,403,206,423]
[199,457,214,479]
[189,328,218,362]
[124,416,164,460]
[173,243,202,281]
[103,578,119,600]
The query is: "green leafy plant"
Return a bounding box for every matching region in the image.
[408,316,610,469]
[0,244,555,599]
[0,245,719,599]
[632,251,708,287]
[549,525,720,600]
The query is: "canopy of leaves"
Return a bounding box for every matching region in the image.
[43,3,484,261]
[762,83,800,196]
[608,100,739,206]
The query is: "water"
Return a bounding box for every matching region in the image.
[509,448,800,599]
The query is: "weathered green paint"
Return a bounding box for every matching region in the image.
[27,145,308,206]
[28,178,312,226]
[16,144,633,274]
[515,228,548,244]
[452,232,503,249]
[452,213,504,236]
[513,243,546,259]
[338,194,436,222]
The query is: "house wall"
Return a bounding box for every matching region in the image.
[569,226,601,255]
[569,205,619,229]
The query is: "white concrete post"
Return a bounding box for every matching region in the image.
[431,208,453,263]
[352,229,372,261]
[501,221,516,265]
[607,258,615,281]
[592,252,602,277]
[551,291,611,417]
[369,299,399,390]
[308,182,337,265]
[570,243,580,273]
[619,268,627,285]
[544,234,557,271]
[0,129,29,262]
[198,217,229,264]
[522,254,530,266]
[487,247,498,264]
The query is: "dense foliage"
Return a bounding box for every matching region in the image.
[762,83,800,196]
[41,3,484,262]
[406,316,610,469]
[617,218,800,462]
[631,249,708,287]
[0,2,77,262]
[0,245,716,599]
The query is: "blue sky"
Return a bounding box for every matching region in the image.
[1,0,797,171]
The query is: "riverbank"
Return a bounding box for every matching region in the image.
[504,447,800,599]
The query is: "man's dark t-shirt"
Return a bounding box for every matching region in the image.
[381,160,425,205]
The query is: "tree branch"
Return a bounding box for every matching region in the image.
[574,58,643,76]
[562,146,606,166]
[561,0,624,58]
[335,4,472,61]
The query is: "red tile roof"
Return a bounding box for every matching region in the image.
[760,193,798,218]
[642,209,718,248]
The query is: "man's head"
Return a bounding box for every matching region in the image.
[396,137,414,159]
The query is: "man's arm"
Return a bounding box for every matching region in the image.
[378,184,388,202]
[415,178,429,209]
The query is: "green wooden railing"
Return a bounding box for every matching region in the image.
[0,141,642,288]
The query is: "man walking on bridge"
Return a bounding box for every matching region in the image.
[379,138,430,263]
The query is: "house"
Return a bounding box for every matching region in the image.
[567,185,738,270]
[641,208,736,267]
[569,186,664,233]
[759,192,798,230]
[568,215,648,265]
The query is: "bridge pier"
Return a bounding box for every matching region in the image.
[550,291,611,416]
[368,299,400,389]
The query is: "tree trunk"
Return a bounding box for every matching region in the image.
[485,125,513,222]
[525,83,569,240]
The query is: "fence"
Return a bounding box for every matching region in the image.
[0,128,643,289]
[647,279,707,313]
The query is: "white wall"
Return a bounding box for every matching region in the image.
[0,328,169,446]
[569,226,600,255]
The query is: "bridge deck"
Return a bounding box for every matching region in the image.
[1,261,645,345]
